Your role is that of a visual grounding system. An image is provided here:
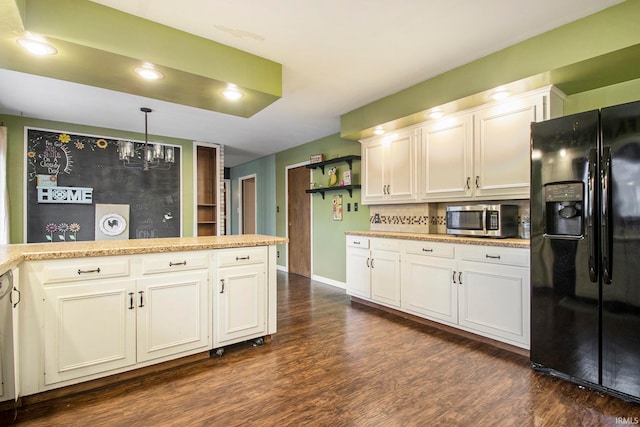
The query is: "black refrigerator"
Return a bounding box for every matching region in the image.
[530,100,640,403]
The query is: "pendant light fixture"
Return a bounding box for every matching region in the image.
[118,108,175,171]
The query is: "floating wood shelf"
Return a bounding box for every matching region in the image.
[305,184,361,199]
[305,155,361,174]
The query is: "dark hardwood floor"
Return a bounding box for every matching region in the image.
[2,271,638,426]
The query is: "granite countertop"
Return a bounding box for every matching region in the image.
[0,234,288,274]
[345,231,529,249]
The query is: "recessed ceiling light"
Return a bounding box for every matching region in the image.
[428,108,444,119]
[17,37,57,56]
[134,64,164,80]
[222,84,243,101]
[490,87,511,101]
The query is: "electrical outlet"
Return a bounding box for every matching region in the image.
[374,213,380,223]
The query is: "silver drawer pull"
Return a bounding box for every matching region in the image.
[353,240,360,244]
[169,261,187,267]
[485,254,501,260]
[78,268,101,275]
[236,256,250,261]
[422,248,433,252]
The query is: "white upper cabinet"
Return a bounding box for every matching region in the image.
[362,86,564,204]
[472,94,543,199]
[420,113,473,200]
[361,127,419,204]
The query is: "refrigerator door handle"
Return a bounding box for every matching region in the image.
[602,146,613,284]
[588,148,598,282]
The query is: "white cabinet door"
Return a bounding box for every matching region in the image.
[361,129,418,204]
[214,263,266,348]
[420,114,473,200]
[43,279,136,385]
[457,261,530,347]
[387,129,418,202]
[346,246,371,299]
[370,249,401,308]
[473,95,542,199]
[136,271,209,363]
[362,139,387,203]
[402,254,458,324]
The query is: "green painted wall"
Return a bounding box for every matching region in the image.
[564,77,640,114]
[274,133,370,283]
[229,154,276,236]
[1,114,196,243]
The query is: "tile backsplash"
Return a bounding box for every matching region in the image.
[369,200,530,237]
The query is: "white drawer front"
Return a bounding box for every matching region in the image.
[460,245,529,267]
[346,236,370,249]
[216,247,267,267]
[43,258,130,284]
[403,241,455,259]
[371,238,400,252]
[141,251,209,274]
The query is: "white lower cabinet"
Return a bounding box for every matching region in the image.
[136,270,209,363]
[212,247,267,349]
[26,252,211,388]
[346,237,401,309]
[43,278,137,384]
[457,246,530,347]
[401,241,457,324]
[347,237,530,349]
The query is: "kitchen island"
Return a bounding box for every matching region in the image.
[0,234,286,404]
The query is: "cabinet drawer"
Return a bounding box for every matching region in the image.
[371,238,400,252]
[216,247,266,267]
[403,241,454,259]
[346,236,369,249]
[43,258,130,284]
[141,251,209,275]
[460,245,529,267]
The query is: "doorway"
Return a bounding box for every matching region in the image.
[287,165,311,277]
[239,175,256,234]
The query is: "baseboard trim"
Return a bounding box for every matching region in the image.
[311,274,346,290]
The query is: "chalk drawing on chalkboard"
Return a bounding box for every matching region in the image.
[44,221,82,242]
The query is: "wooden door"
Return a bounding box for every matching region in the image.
[242,177,256,234]
[287,166,311,277]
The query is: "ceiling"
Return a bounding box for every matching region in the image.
[0,0,625,167]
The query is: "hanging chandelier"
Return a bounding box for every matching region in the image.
[118,107,175,171]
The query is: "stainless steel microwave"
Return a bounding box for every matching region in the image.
[445,204,519,238]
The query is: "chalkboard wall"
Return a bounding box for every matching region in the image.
[26,128,181,243]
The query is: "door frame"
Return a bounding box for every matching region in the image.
[192,141,221,236]
[284,161,313,274]
[238,174,257,234]
[224,178,231,235]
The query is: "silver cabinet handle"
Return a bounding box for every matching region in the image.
[236,256,250,261]
[466,177,470,190]
[475,176,479,189]
[422,248,433,253]
[169,261,187,267]
[458,272,462,285]
[485,254,501,260]
[452,271,457,284]
[78,267,101,275]
[220,279,225,294]
[366,257,370,268]
[128,292,135,310]
[138,291,144,308]
[371,258,374,268]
